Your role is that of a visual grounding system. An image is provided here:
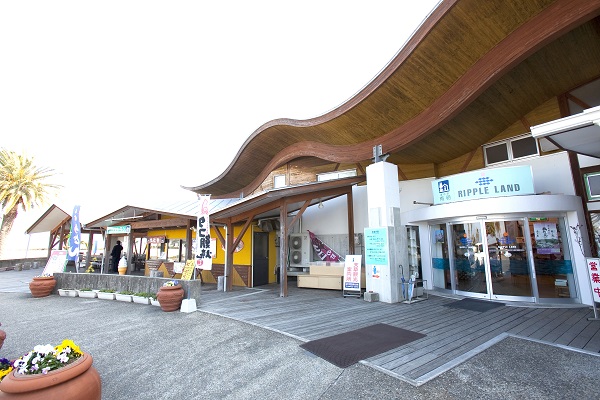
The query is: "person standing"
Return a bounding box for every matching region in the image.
[110,240,123,273]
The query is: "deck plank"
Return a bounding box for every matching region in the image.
[197,284,600,383]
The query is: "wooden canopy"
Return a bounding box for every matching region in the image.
[183,0,600,198]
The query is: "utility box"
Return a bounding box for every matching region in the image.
[364,291,379,302]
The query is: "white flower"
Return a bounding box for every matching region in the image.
[33,344,54,355]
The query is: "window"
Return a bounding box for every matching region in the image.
[317,169,357,182]
[273,174,286,188]
[483,134,539,166]
[584,172,600,201]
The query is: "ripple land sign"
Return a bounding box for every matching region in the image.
[432,165,535,205]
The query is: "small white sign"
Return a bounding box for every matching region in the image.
[42,250,68,275]
[586,258,600,303]
[343,255,362,291]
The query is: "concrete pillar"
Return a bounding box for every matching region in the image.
[364,161,408,303]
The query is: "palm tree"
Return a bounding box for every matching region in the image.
[0,149,61,258]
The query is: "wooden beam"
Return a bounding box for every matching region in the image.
[397,165,407,180]
[233,216,255,252]
[225,220,234,292]
[566,93,591,110]
[347,189,355,255]
[279,201,288,297]
[130,218,192,230]
[286,200,310,232]
[461,148,478,172]
[213,225,226,248]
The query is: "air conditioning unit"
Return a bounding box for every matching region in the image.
[289,233,311,267]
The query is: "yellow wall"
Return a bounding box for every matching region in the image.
[211,225,252,265]
[146,225,279,286]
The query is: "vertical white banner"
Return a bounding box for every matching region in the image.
[586,258,600,303]
[195,195,212,270]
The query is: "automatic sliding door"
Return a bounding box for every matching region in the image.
[451,222,487,295]
[486,220,533,298]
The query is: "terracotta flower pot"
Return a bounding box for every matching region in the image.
[28,276,56,298]
[157,284,185,312]
[0,352,101,400]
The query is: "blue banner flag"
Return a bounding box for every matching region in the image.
[67,205,81,261]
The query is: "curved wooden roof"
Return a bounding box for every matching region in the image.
[185,0,600,198]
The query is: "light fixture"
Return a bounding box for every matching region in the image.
[318,199,324,209]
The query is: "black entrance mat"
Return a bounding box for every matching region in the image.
[300,323,425,368]
[444,298,505,312]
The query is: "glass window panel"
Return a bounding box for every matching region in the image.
[430,224,450,290]
[530,217,576,299]
[485,143,509,164]
[511,136,538,159]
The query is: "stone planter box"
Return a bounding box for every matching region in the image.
[58,289,78,297]
[132,295,150,305]
[115,293,133,302]
[150,298,160,306]
[77,290,98,298]
[97,292,116,300]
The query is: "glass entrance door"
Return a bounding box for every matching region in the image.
[486,220,533,299]
[446,219,535,301]
[451,222,487,296]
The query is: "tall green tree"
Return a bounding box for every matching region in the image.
[0,149,61,258]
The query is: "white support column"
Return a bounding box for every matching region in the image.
[365,161,407,303]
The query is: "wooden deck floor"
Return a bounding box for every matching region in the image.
[197,283,600,385]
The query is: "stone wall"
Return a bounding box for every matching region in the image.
[53,273,202,301]
[0,258,47,271]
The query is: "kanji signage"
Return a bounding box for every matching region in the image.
[586,258,600,303]
[195,195,212,270]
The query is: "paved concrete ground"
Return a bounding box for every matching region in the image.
[1,268,599,399]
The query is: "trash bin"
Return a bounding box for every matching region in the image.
[217,275,225,291]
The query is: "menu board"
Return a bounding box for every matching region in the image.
[42,250,68,275]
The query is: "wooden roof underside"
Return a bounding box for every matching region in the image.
[184,0,600,198]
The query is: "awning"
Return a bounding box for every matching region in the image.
[531,105,600,159]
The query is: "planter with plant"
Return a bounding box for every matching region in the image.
[149,293,160,306]
[132,292,152,305]
[77,288,97,299]
[156,280,185,312]
[0,339,101,399]
[0,323,5,350]
[28,274,56,298]
[58,288,78,297]
[115,291,134,302]
[97,289,116,300]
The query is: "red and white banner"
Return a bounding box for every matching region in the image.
[195,195,212,270]
[307,230,343,262]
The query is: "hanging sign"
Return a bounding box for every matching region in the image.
[107,225,131,234]
[195,195,212,270]
[67,205,81,261]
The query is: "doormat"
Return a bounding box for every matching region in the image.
[300,323,425,368]
[444,298,505,312]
